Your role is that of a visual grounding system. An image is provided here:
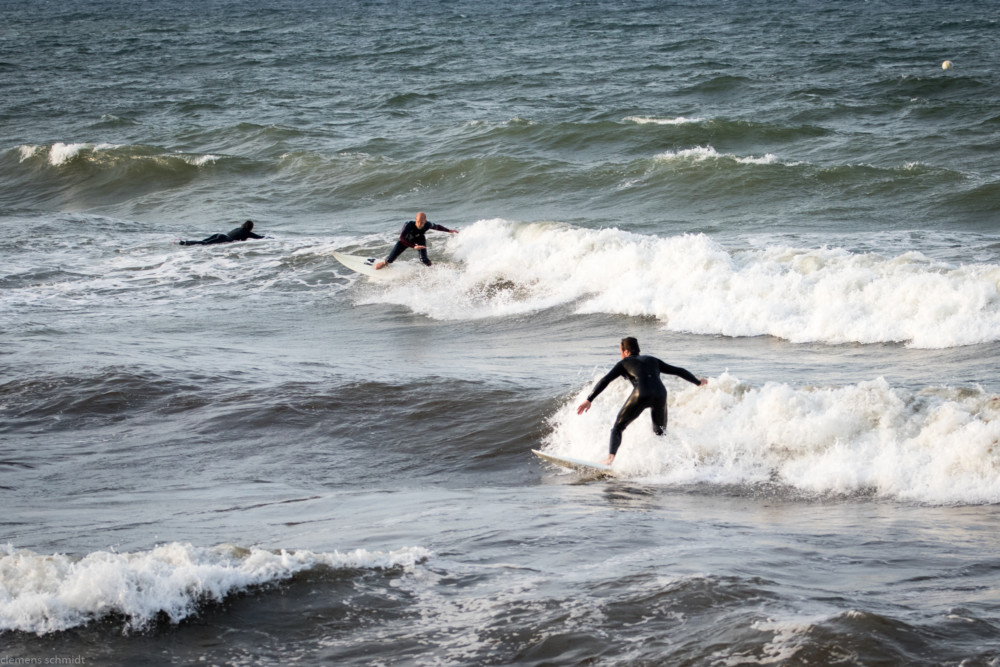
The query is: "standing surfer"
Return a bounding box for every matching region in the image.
[577,337,707,465]
[375,212,458,269]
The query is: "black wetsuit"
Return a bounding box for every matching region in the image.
[587,355,701,455]
[180,225,264,246]
[384,219,453,266]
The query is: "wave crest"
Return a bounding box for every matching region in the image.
[359,220,1000,348]
[0,542,431,635]
[543,373,1000,504]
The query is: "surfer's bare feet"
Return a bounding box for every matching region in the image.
[601,454,615,466]
[375,260,387,270]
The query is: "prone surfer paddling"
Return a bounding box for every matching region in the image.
[179,220,265,246]
[374,212,458,269]
[577,337,707,466]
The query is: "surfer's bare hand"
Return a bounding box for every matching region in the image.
[699,378,708,386]
[577,400,592,415]
[375,260,387,270]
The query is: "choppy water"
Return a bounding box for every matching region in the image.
[3,1,1000,665]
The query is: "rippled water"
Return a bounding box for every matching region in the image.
[3,0,1000,664]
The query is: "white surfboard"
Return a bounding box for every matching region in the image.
[531,449,617,478]
[333,252,387,278]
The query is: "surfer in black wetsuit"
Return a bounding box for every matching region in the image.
[375,212,458,269]
[179,220,265,246]
[577,337,707,465]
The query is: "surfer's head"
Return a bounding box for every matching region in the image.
[415,212,427,228]
[620,337,640,357]
[242,220,254,231]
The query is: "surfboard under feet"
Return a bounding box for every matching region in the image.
[531,449,617,478]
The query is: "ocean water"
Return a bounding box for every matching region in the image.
[3,0,1000,664]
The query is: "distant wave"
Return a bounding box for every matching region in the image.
[653,145,784,165]
[2,142,238,211]
[358,220,1000,349]
[453,116,828,153]
[16,142,222,169]
[0,542,431,634]
[0,117,948,219]
[543,373,1000,505]
[623,115,704,125]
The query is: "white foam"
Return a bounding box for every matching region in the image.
[0,235,366,311]
[48,142,89,166]
[15,143,216,168]
[0,542,431,635]
[623,115,704,125]
[7,218,998,349]
[654,145,781,165]
[713,613,839,665]
[465,117,534,128]
[17,145,40,162]
[542,372,1000,504]
[46,142,119,166]
[357,220,1000,349]
[186,154,220,166]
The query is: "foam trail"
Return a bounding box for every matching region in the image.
[358,219,1000,349]
[0,542,431,635]
[542,373,1000,504]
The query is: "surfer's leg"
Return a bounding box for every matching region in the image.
[609,393,645,456]
[377,242,407,269]
[200,234,232,245]
[417,248,432,266]
[386,242,407,263]
[650,397,667,436]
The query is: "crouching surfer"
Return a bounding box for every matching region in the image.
[375,212,458,269]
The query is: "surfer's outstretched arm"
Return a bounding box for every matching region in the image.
[656,359,706,386]
[583,362,626,404]
[427,223,458,235]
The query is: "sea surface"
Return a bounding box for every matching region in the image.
[3,1,1000,665]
